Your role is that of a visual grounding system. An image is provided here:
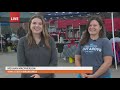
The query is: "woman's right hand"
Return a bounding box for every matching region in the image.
[30,74,40,78]
[81,73,88,78]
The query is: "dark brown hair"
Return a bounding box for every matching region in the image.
[80,15,106,45]
[26,15,51,48]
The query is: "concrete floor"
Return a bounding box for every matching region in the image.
[0,52,120,78]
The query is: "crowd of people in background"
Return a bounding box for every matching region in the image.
[0,23,27,52]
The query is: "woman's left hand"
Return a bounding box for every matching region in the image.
[85,74,97,78]
[31,74,40,78]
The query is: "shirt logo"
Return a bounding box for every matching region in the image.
[82,43,102,53]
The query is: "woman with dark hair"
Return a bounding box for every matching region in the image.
[17,15,58,78]
[75,16,113,78]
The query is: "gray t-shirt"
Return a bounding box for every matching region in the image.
[17,36,58,78]
[75,38,113,78]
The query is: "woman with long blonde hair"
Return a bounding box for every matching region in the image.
[17,15,58,78]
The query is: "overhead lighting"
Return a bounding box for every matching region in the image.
[87,13,90,16]
[69,12,72,14]
[48,14,51,15]
[29,12,37,13]
[96,12,100,14]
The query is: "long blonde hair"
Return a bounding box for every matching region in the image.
[26,15,51,49]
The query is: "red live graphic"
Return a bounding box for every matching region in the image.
[10,12,20,22]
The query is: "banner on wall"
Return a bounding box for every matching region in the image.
[10,12,20,23]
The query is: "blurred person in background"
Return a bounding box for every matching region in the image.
[17,23,27,39]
